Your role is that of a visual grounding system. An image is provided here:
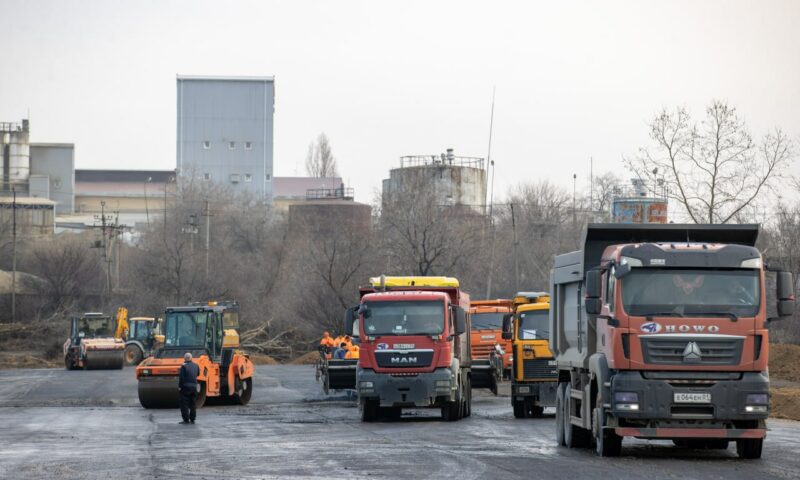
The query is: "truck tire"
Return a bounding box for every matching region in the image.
[195,382,207,409]
[513,400,526,419]
[563,385,591,448]
[593,406,622,457]
[555,383,566,446]
[234,378,252,405]
[64,354,75,371]
[736,438,763,459]
[442,381,463,421]
[361,399,379,422]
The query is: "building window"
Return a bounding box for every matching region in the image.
[203,173,211,181]
[52,178,62,189]
[244,141,252,150]
[244,174,252,182]
[230,173,241,183]
[265,173,272,181]
[228,141,236,150]
[203,141,211,150]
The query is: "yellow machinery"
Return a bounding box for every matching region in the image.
[502,292,557,418]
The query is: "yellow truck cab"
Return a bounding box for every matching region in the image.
[502,292,558,418]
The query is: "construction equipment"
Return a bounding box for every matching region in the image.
[469,299,513,395]
[123,317,162,365]
[135,302,254,408]
[550,224,795,458]
[316,307,359,394]
[63,313,125,370]
[356,275,472,421]
[501,292,557,418]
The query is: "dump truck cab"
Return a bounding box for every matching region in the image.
[502,292,557,418]
[64,313,125,370]
[356,276,472,421]
[469,299,513,394]
[136,303,254,408]
[550,224,796,458]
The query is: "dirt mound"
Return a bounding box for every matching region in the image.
[248,352,279,365]
[770,343,800,383]
[771,388,800,421]
[289,351,318,365]
[0,352,60,370]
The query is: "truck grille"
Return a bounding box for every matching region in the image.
[523,358,557,379]
[641,336,743,366]
[472,344,495,359]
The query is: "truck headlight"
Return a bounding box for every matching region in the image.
[435,380,451,388]
[745,393,768,413]
[614,391,639,411]
[518,386,530,394]
[141,369,150,376]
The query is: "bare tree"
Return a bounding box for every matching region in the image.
[590,171,623,216]
[625,100,794,224]
[305,133,339,178]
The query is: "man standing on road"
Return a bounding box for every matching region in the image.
[178,352,200,424]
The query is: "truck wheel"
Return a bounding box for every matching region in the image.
[323,371,330,395]
[513,400,525,418]
[64,354,75,371]
[442,381,463,421]
[563,385,591,448]
[555,383,566,446]
[361,399,379,422]
[593,406,622,457]
[234,378,252,405]
[736,438,763,459]
[124,345,143,366]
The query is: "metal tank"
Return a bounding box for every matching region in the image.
[8,119,30,185]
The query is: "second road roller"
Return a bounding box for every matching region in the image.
[136,302,255,408]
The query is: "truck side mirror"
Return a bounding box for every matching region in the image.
[777,271,795,318]
[358,303,370,319]
[501,314,512,340]
[585,270,603,315]
[586,270,602,298]
[344,307,355,335]
[454,308,467,336]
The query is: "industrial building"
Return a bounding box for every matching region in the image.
[610,178,668,224]
[288,187,372,237]
[382,148,487,214]
[177,75,275,201]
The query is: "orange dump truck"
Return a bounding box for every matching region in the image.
[469,299,513,395]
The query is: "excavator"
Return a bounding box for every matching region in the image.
[136,301,254,408]
[113,307,164,365]
[64,312,125,370]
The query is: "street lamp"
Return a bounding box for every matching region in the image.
[143,177,152,228]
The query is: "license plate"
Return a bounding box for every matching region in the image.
[674,393,711,403]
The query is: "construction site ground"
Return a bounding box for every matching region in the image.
[1,365,800,479]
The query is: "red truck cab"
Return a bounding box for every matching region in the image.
[356,276,472,422]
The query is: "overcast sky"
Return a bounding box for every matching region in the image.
[1,0,799,203]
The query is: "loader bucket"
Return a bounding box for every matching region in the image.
[84,349,125,370]
[326,359,357,390]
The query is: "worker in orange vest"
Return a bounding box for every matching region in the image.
[319,331,335,349]
[345,344,360,360]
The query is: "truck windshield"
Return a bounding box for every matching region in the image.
[363,301,444,336]
[518,310,549,340]
[471,312,505,330]
[164,311,208,347]
[621,269,760,317]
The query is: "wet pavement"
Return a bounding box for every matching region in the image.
[1,365,799,479]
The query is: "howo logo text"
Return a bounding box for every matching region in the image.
[665,325,721,333]
[391,356,418,364]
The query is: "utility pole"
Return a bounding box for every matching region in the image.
[203,200,211,279]
[510,202,519,293]
[11,187,17,323]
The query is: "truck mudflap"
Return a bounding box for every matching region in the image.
[614,427,766,439]
[511,381,558,407]
[358,367,455,407]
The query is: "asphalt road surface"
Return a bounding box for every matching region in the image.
[1,365,799,479]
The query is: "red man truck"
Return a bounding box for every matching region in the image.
[550,224,794,458]
[355,276,472,422]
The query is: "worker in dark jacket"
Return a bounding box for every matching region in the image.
[178,352,200,424]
